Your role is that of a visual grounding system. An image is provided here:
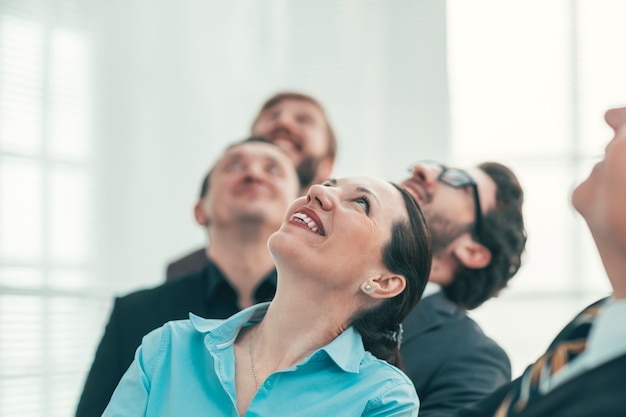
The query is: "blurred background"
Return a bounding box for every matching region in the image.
[1,0,625,415]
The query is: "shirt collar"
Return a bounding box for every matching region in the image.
[204,259,277,303]
[203,260,228,301]
[422,282,442,298]
[189,302,270,337]
[584,297,626,365]
[541,296,624,392]
[317,326,365,373]
[189,302,365,373]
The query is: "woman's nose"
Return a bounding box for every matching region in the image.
[306,184,334,211]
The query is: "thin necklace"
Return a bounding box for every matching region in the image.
[249,325,260,390]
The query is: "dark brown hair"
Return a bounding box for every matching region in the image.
[443,162,526,309]
[351,184,432,369]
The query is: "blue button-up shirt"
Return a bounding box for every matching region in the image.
[103,302,419,416]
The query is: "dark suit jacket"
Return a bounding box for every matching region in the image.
[401,292,511,417]
[455,353,626,417]
[456,297,625,417]
[165,247,208,281]
[75,262,276,417]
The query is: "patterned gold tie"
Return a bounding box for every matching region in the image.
[494,299,605,417]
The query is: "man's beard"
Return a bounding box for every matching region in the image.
[261,128,321,191]
[424,210,472,253]
[296,156,322,191]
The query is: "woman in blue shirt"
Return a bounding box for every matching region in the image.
[103,175,432,416]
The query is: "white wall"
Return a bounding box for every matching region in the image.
[89,0,450,292]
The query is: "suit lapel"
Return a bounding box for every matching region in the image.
[515,353,626,417]
[402,292,460,341]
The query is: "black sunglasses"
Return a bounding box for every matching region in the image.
[408,160,483,241]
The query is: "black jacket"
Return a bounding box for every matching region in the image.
[401,292,511,417]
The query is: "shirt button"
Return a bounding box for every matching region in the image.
[264,380,273,389]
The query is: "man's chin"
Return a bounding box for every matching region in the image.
[232,213,267,223]
[232,206,280,222]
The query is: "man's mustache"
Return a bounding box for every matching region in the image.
[266,127,304,152]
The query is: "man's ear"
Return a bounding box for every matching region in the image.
[452,238,492,269]
[194,200,209,227]
[363,274,406,299]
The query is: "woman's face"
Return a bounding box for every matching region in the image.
[268,176,407,290]
[572,105,626,249]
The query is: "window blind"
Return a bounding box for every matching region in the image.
[0,2,106,416]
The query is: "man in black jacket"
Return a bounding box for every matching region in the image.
[75,137,300,417]
[400,160,526,417]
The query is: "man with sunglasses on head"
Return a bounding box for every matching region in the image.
[400,160,527,417]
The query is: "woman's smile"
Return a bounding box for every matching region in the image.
[287,207,325,236]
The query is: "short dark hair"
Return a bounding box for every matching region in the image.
[351,184,432,369]
[251,91,337,159]
[443,162,526,310]
[198,136,276,198]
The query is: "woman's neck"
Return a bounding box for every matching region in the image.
[256,283,357,367]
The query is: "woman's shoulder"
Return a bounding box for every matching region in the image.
[139,318,198,353]
[360,351,413,379]
[358,353,419,415]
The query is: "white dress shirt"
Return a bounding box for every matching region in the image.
[421,282,442,298]
[542,297,626,393]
